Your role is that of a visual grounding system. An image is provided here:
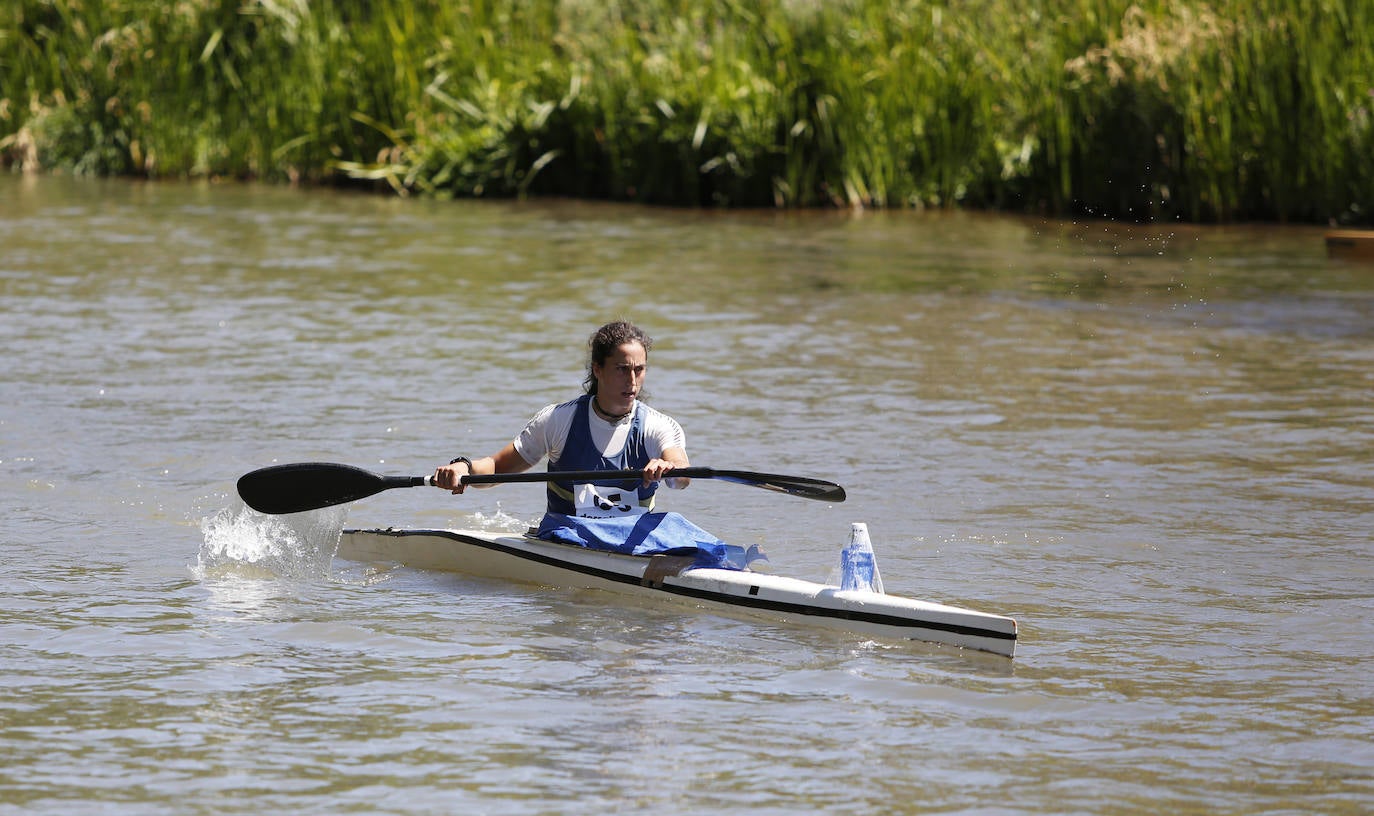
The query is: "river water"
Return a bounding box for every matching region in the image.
[2,174,1371,814]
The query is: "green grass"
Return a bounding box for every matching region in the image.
[2,0,1371,222]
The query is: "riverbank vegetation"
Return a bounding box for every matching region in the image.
[2,0,1371,222]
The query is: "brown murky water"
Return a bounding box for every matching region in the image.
[2,174,1371,813]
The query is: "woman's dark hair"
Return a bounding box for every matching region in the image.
[584,321,652,395]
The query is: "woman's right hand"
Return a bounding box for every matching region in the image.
[434,461,473,494]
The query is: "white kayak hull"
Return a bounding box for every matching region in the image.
[338,528,1018,658]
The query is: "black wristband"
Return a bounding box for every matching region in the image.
[449,456,472,469]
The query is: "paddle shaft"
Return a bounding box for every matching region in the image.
[237,461,844,514]
[461,467,844,501]
[464,467,702,486]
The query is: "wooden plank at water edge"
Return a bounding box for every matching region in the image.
[1325,230,1374,261]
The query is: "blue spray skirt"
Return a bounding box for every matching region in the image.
[534,511,765,571]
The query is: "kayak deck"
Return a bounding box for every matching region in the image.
[338,528,1018,658]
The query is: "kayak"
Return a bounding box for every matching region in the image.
[1326,229,1374,261]
[337,527,1019,658]
[233,462,1016,655]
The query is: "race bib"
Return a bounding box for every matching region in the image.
[574,483,647,519]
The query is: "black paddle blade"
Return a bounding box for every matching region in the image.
[237,462,423,514]
[703,469,847,502]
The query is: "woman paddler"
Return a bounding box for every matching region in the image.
[433,321,756,570]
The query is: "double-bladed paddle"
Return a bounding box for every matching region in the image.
[236,461,847,515]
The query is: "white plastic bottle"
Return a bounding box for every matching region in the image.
[839,522,884,593]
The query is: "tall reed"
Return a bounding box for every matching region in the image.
[2,0,1371,222]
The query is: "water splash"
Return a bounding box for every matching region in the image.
[194,503,349,581]
[467,502,536,534]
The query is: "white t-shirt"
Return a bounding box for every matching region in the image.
[513,397,686,468]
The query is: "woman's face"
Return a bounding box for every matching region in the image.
[592,341,648,413]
